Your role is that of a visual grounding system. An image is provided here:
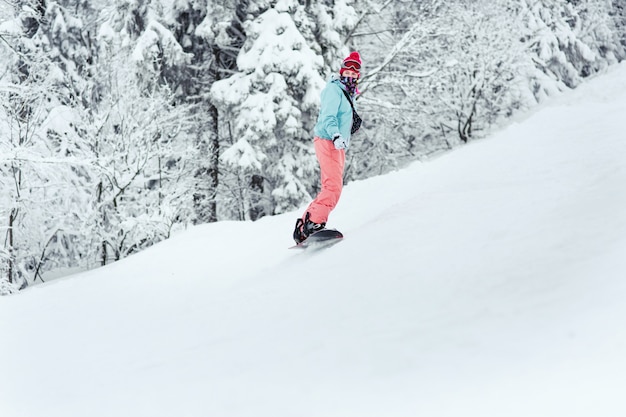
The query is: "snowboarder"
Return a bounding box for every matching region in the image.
[293,51,362,244]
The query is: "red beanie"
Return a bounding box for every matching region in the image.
[339,51,361,78]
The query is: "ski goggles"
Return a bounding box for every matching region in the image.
[342,60,361,72]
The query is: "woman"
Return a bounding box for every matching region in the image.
[293,51,362,243]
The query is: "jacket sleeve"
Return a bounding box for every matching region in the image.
[317,84,343,138]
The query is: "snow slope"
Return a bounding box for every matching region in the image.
[2,63,626,417]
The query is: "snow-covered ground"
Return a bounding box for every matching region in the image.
[2,63,626,417]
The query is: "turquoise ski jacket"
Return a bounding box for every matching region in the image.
[314,75,355,148]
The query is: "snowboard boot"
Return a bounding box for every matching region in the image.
[293,212,326,244]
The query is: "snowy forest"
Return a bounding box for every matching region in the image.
[1,0,625,292]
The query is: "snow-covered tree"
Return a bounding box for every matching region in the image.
[520,0,625,94]
[347,0,626,182]
[90,0,196,264]
[2,0,626,291]
[211,0,359,219]
[613,0,626,49]
[158,0,248,224]
[426,1,532,143]
[160,0,220,224]
[0,0,94,288]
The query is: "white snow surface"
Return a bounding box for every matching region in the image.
[2,63,626,417]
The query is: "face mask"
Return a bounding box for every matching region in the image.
[340,76,358,95]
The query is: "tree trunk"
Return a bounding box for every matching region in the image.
[7,209,17,284]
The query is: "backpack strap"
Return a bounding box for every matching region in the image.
[340,88,362,134]
[341,89,356,110]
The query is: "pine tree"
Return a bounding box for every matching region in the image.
[613,0,626,50]
[163,0,250,224]
[520,0,624,92]
[211,0,358,219]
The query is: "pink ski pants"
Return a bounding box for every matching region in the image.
[304,137,346,224]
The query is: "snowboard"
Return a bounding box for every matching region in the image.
[290,229,343,250]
